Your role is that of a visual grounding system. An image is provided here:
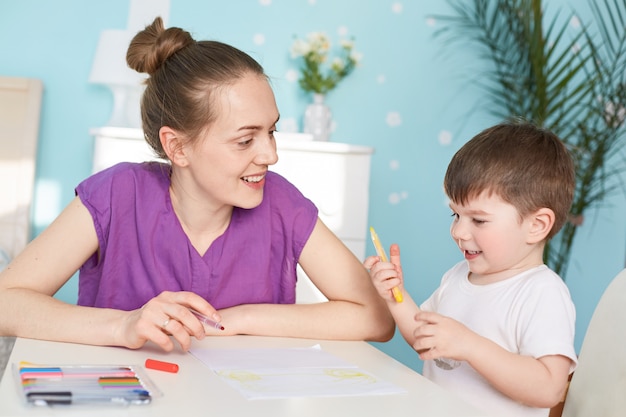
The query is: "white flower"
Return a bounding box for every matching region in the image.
[330,57,345,72]
[340,39,355,50]
[290,39,311,58]
[350,51,363,65]
[307,32,330,52]
[290,31,361,94]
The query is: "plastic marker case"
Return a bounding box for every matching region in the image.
[14,362,162,407]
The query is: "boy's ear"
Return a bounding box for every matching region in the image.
[527,208,555,244]
[160,126,189,167]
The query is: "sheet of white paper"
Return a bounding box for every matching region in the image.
[189,345,406,400]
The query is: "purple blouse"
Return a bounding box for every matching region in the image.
[75,162,318,310]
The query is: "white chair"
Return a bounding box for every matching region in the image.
[559,268,626,417]
[0,76,42,375]
[0,76,42,261]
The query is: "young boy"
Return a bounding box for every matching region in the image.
[365,122,577,417]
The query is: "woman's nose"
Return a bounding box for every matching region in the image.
[256,135,278,166]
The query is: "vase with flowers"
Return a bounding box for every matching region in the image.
[290,32,361,141]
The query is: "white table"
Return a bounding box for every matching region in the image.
[0,336,489,417]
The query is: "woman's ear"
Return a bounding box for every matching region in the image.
[159,126,189,167]
[527,208,555,244]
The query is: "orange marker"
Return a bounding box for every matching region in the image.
[369,226,403,303]
[145,359,179,373]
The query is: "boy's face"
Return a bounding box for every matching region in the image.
[448,191,544,284]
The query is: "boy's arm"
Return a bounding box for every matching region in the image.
[386,292,422,347]
[364,244,422,346]
[466,334,572,407]
[415,311,572,408]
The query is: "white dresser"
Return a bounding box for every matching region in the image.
[90,128,374,303]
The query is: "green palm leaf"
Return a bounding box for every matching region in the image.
[432,0,626,278]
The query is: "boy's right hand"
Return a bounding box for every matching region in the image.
[363,243,404,302]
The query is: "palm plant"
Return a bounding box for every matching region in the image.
[432,0,626,278]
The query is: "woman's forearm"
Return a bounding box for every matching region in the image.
[0,288,125,346]
[221,299,394,342]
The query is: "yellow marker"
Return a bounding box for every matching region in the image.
[369,226,403,303]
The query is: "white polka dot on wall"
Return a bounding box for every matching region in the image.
[438,130,452,146]
[259,0,271,6]
[388,191,408,205]
[392,3,403,13]
[426,17,436,27]
[286,69,299,83]
[386,111,402,127]
[389,160,400,170]
[377,74,386,84]
[253,33,265,46]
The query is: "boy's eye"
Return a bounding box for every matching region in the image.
[450,212,459,220]
[472,218,486,225]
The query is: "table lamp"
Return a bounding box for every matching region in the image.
[88,29,147,128]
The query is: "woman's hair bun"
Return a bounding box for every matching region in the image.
[126,16,195,75]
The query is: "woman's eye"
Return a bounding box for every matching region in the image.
[472,218,486,225]
[238,138,253,146]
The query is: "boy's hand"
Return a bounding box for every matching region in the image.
[412,310,474,361]
[363,243,404,302]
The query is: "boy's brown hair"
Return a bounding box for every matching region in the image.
[444,122,575,239]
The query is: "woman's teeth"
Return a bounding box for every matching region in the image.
[242,175,263,183]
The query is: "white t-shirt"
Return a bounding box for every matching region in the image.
[421,261,577,417]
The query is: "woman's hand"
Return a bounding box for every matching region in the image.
[117,291,222,351]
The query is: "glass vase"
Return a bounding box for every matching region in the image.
[303,93,332,141]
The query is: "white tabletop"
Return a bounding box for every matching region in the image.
[0,336,488,417]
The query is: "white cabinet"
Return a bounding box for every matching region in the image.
[90,128,374,303]
[91,127,159,174]
[270,132,373,260]
[271,133,374,303]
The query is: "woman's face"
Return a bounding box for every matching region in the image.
[180,73,280,210]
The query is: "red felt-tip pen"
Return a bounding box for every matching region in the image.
[145,358,179,373]
[190,309,225,331]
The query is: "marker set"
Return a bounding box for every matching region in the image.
[14,363,161,407]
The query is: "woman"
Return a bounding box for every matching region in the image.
[0,17,394,352]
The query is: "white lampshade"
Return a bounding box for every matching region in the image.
[89,29,147,128]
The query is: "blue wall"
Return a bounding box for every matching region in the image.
[1,0,624,373]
